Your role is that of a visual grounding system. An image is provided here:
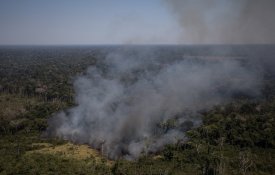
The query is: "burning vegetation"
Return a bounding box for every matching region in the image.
[0,45,275,175]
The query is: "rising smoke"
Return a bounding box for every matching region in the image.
[46,0,274,159]
[164,0,275,44]
[46,46,262,159]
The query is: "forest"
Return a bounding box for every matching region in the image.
[0,45,274,175]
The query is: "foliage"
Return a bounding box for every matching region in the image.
[0,46,274,175]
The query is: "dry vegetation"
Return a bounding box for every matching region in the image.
[0,46,274,175]
[28,142,113,165]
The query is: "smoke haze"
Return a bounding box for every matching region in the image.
[45,0,275,160]
[47,47,263,159]
[164,0,275,44]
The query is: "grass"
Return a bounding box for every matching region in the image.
[28,142,113,166]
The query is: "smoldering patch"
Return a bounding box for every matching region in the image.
[46,48,262,159]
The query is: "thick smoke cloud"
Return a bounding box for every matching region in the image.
[164,0,275,44]
[47,47,262,159]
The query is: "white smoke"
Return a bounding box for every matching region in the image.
[47,47,262,159]
[164,0,275,44]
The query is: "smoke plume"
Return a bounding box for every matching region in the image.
[46,0,274,159]
[47,46,262,159]
[164,0,275,44]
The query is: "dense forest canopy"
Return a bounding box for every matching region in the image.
[0,45,274,175]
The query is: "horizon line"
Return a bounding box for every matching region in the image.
[1,43,275,47]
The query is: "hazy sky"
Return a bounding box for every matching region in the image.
[1,0,275,45]
[0,0,180,45]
